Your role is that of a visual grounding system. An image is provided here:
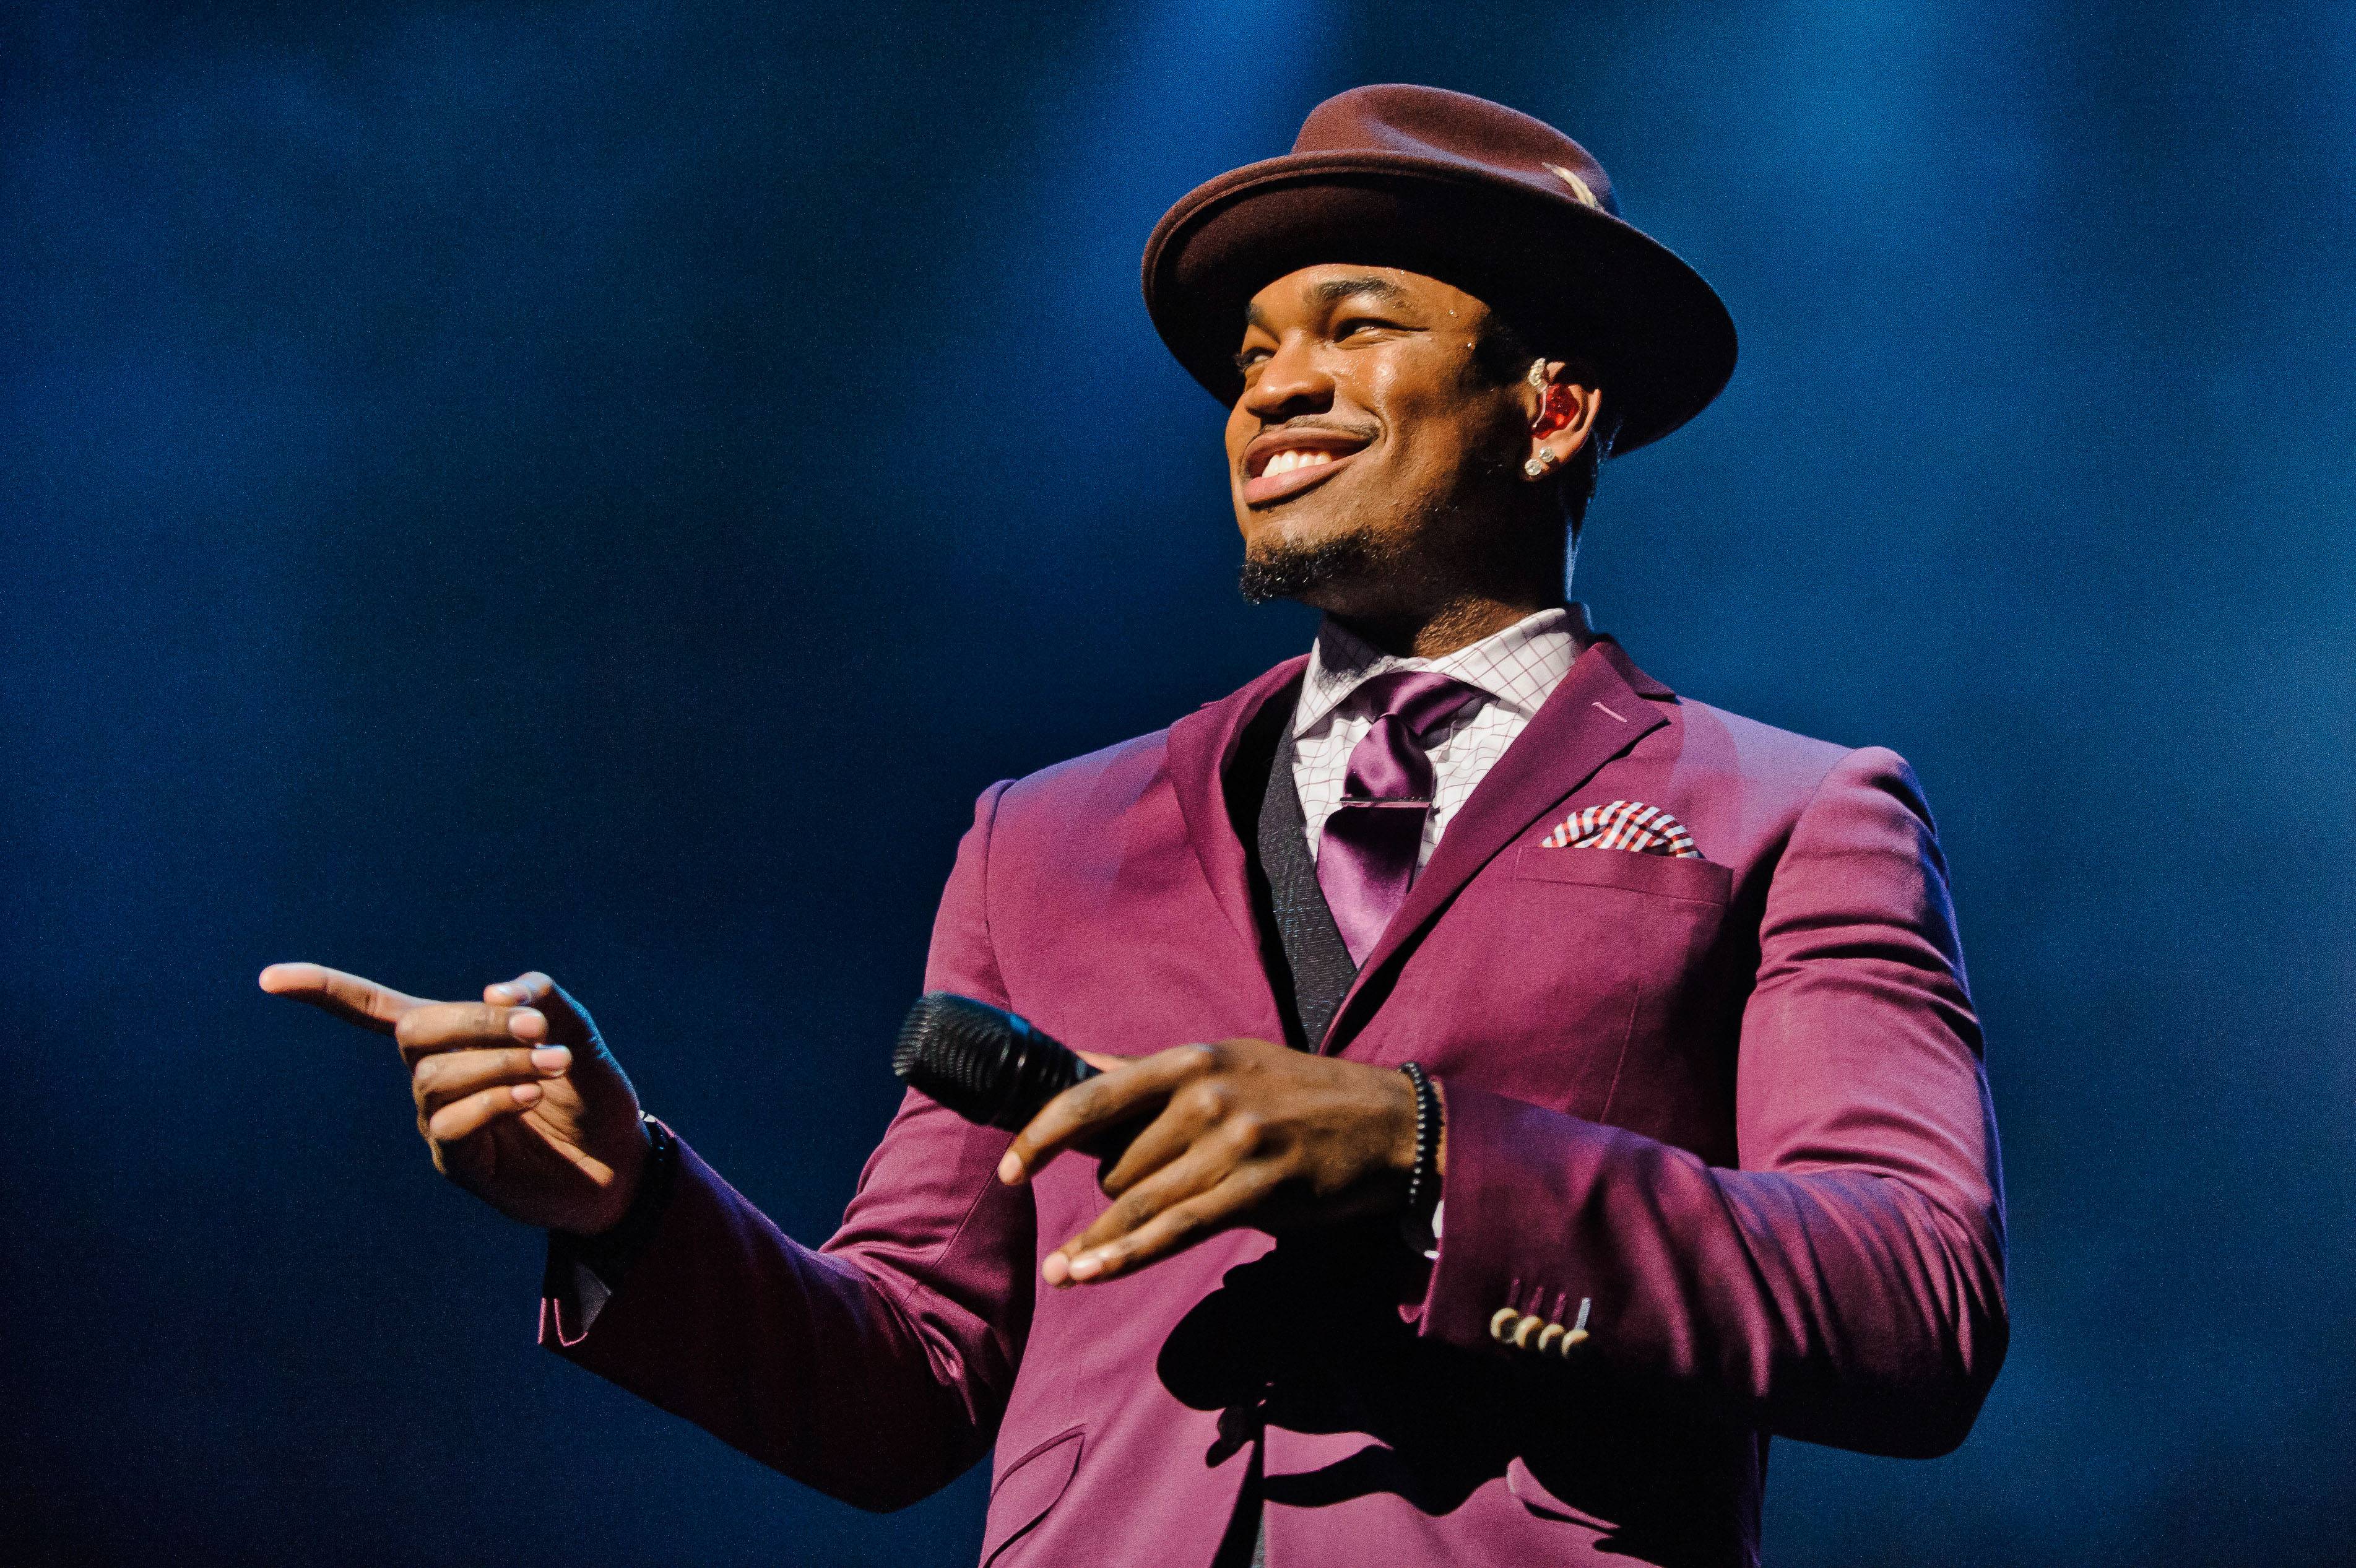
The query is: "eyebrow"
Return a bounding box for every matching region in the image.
[1244,274,1414,333]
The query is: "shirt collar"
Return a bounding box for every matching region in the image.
[1294,604,1592,737]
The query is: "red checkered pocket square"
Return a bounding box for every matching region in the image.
[1538,800,1703,859]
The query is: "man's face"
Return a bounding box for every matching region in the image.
[1224,263,1533,617]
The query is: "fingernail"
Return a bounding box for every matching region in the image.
[997,1151,1023,1185]
[531,1047,571,1073]
[507,1008,544,1037]
[511,1082,543,1105]
[1068,1252,1104,1281]
[487,984,516,1003]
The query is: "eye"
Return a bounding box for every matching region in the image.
[1334,317,1398,341]
[1231,344,1273,374]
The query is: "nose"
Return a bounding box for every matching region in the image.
[1237,331,1333,421]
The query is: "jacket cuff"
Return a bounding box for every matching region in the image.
[1414,1083,1618,1358]
[540,1117,683,1349]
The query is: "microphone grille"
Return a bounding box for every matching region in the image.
[893,991,1096,1132]
[893,992,1016,1111]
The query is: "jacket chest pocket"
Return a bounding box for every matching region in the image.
[1509,844,1737,1138]
[1393,846,1734,1130]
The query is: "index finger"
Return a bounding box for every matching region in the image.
[258,962,439,1036]
[997,1043,1215,1185]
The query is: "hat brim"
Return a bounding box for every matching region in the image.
[1142,150,1736,454]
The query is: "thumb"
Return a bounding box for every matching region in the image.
[483,971,599,1050]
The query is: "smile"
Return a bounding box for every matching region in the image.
[1241,429,1371,507]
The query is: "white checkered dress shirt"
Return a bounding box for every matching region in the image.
[1293,605,1586,872]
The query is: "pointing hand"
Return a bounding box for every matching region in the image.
[260,963,648,1234]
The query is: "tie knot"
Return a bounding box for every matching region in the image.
[1348,670,1484,742]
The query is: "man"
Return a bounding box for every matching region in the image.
[264,86,2004,1567]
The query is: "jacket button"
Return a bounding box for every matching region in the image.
[1489,1307,1520,1342]
[1536,1322,1565,1354]
[1512,1314,1544,1348]
[1559,1327,1590,1356]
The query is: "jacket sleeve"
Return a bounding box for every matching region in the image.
[1416,747,2007,1457]
[539,781,1036,1510]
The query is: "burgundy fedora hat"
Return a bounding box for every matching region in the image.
[1142,85,1736,454]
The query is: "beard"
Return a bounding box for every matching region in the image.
[1236,528,1394,605]
[1236,444,1559,611]
[1236,483,1502,610]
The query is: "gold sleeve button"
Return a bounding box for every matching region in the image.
[1512,1314,1543,1349]
[1489,1307,1521,1343]
[1535,1323,1565,1354]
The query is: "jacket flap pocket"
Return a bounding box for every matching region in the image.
[982,1426,1084,1565]
[1514,843,1731,905]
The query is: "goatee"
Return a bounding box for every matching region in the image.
[1237,532,1390,605]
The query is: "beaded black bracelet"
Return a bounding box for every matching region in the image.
[1397,1062,1443,1251]
[565,1113,677,1288]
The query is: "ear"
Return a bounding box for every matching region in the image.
[1523,362,1604,480]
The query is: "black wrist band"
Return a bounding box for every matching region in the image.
[1397,1063,1442,1252]
[565,1114,676,1286]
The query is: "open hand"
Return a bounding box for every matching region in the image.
[259,964,647,1234]
[995,1037,1427,1287]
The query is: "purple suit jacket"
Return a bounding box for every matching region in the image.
[542,635,2006,1567]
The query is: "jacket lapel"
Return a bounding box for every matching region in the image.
[1165,655,1311,956]
[1320,637,1673,1052]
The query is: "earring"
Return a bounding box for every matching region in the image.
[1526,362,1570,475]
[1531,382,1578,438]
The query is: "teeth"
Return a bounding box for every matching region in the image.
[1262,449,1337,477]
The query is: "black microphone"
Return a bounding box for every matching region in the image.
[894,992,1135,1154]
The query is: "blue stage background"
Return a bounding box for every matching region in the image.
[6,2,2353,1562]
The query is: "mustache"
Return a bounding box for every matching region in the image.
[1254,417,1380,443]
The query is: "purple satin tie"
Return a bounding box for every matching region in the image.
[1316,670,1484,966]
